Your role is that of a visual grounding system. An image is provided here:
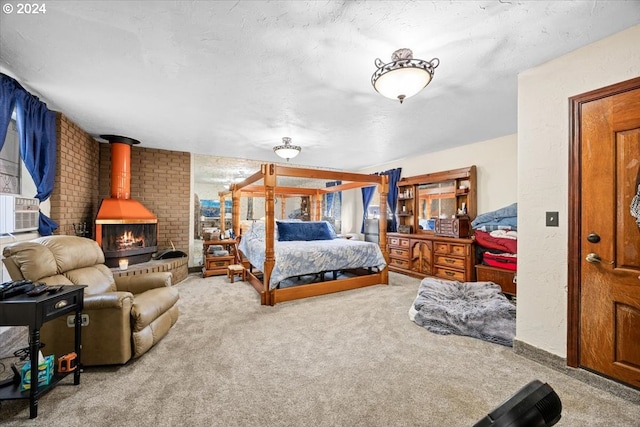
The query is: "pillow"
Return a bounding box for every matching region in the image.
[276,221,336,241]
[323,221,338,239]
[243,220,282,241]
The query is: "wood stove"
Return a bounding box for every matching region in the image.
[95,135,158,268]
[99,222,157,267]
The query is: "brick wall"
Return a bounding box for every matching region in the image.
[50,113,100,237]
[49,114,191,256]
[99,143,191,253]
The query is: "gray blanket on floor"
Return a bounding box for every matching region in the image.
[411,277,516,347]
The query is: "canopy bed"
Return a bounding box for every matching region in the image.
[224,163,389,305]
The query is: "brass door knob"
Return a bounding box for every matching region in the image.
[585,253,613,265]
[585,253,602,263]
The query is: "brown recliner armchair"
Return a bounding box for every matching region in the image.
[2,235,180,366]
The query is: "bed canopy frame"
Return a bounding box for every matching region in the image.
[220,163,390,305]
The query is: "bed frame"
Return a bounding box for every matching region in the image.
[222,163,389,305]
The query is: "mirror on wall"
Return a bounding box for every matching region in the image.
[192,154,344,265]
[417,180,457,230]
[396,166,475,234]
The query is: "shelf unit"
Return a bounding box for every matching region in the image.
[202,239,239,277]
[397,184,414,232]
[388,166,477,282]
[394,166,476,234]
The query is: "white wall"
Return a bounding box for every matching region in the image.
[341,24,640,361]
[342,134,518,235]
[516,24,640,357]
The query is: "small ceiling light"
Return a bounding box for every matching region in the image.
[273,137,301,161]
[371,48,440,104]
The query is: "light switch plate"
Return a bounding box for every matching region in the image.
[546,211,559,227]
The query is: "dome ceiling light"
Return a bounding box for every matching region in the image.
[371,48,440,104]
[273,137,301,161]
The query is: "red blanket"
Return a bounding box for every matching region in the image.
[474,230,517,253]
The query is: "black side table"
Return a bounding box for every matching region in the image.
[0,285,86,419]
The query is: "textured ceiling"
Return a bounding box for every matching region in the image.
[1,1,639,185]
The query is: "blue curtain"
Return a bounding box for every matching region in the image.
[325,180,341,217]
[360,185,376,233]
[0,74,19,151]
[380,168,402,232]
[15,89,59,235]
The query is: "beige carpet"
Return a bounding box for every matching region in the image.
[0,272,638,426]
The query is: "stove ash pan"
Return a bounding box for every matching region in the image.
[99,222,158,268]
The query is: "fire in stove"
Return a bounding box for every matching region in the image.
[117,230,145,249]
[100,223,158,267]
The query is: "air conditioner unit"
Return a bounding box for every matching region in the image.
[0,195,40,234]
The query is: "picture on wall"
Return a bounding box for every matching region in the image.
[200,199,232,219]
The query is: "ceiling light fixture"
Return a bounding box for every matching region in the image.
[273,137,301,161]
[371,48,440,104]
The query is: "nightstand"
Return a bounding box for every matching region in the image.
[202,239,239,277]
[0,285,85,419]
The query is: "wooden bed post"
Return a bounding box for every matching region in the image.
[232,187,241,237]
[219,192,226,234]
[263,164,276,305]
[378,175,390,285]
[280,196,286,220]
[313,192,322,221]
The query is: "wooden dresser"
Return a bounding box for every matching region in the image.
[387,233,475,282]
[389,165,477,283]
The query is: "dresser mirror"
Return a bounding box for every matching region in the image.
[194,154,344,238]
[397,166,476,235]
[417,180,457,231]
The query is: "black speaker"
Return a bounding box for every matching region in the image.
[474,380,562,427]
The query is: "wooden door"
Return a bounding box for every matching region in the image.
[569,77,640,389]
[410,239,432,275]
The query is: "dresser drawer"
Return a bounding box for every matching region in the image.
[433,267,465,281]
[389,237,410,248]
[390,258,410,269]
[390,248,409,259]
[43,289,83,323]
[476,264,517,296]
[206,255,234,270]
[434,242,466,256]
[434,255,464,269]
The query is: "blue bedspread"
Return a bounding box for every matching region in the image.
[238,237,387,290]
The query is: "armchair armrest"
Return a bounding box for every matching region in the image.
[114,272,172,294]
[83,291,134,310]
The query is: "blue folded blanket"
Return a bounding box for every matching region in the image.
[471,203,517,231]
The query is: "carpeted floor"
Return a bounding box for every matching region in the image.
[0,272,638,426]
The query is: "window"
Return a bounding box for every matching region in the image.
[0,120,20,194]
[367,188,392,219]
[322,193,342,233]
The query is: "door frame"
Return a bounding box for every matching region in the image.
[567,76,640,367]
